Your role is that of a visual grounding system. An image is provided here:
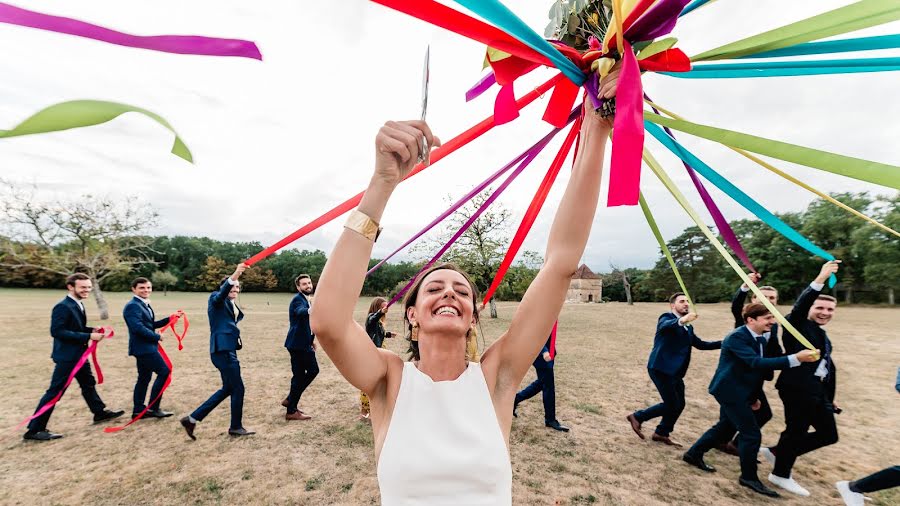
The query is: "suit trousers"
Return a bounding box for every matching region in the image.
[28,360,106,432]
[851,465,900,494]
[514,363,556,423]
[191,351,244,430]
[133,350,170,413]
[731,390,773,444]
[772,387,839,478]
[634,369,685,436]
[687,400,762,481]
[286,349,318,414]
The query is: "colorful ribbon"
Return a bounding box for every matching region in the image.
[665,57,900,78]
[244,73,565,265]
[639,193,694,310]
[104,313,187,433]
[645,121,838,287]
[0,100,192,162]
[0,2,261,59]
[679,0,715,17]
[642,148,818,352]
[644,112,900,190]
[481,114,583,305]
[607,41,644,207]
[367,116,574,277]
[739,34,900,58]
[15,326,114,431]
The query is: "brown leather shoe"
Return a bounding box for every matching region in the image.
[281,398,289,408]
[716,441,740,456]
[626,414,645,440]
[286,411,311,421]
[652,432,683,447]
[179,416,196,441]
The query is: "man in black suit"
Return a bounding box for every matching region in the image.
[180,263,254,439]
[24,273,124,441]
[627,292,721,447]
[682,303,818,497]
[513,323,568,432]
[718,273,783,456]
[281,274,318,421]
[761,260,842,497]
[123,277,183,419]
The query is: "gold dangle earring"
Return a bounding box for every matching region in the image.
[411,322,419,342]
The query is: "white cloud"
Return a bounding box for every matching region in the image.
[1,0,897,272]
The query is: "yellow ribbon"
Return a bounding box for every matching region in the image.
[639,192,696,313]
[644,99,899,239]
[642,148,818,353]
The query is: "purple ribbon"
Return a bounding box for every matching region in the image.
[0,2,262,59]
[385,109,580,306]
[626,0,692,42]
[644,93,756,272]
[465,71,497,102]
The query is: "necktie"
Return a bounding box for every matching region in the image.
[756,335,766,356]
[147,303,154,319]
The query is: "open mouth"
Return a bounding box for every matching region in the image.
[433,305,459,317]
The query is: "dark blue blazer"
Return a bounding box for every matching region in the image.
[776,285,836,399]
[533,335,554,369]
[709,326,792,404]
[647,312,721,378]
[49,296,94,362]
[208,280,244,354]
[731,287,784,381]
[284,292,313,351]
[123,297,171,357]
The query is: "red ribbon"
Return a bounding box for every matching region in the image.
[607,41,644,207]
[244,73,564,265]
[15,326,114,431]
[104,313,187,433]
[481,115,583,305]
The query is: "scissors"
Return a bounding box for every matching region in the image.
[418,45,430,163]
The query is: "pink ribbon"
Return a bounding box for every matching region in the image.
[607,41,644,207]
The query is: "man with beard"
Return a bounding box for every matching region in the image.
[281,274,318,420]
[761,260,842,497]
[627,292,721,447]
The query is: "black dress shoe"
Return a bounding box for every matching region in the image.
[93,409,125,423]
[682,452,716,473]
[180,416,196,440]
[545,420,570,432]
[23,430,63,441]
[145,409,174,418]
[228,428,256,437]
[739,477,779,497]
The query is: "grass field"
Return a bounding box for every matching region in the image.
[0,288,897,505]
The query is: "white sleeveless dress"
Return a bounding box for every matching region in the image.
[377,361,513,505]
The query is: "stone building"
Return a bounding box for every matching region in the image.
[567,264,602,303]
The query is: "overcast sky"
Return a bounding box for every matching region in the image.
[1,0,898,271]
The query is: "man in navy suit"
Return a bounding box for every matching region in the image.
[718,273,783,456]
[513,323,568,432]
[682,303,817,497]
[123,277,183,419]
[24,273,124,441]
[762,260,842,497]
[626,292,721,447]
[281,274,318,421]
[180,263,254,439]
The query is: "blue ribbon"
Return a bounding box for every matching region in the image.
[451,0,585,84]
[679,0,713,17]
[645,121,838,287]
[739,34,900,58]
[661,57,900,78]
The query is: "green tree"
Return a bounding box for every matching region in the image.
[151,270,178,296]
[852,194,900,304]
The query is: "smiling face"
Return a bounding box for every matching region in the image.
[132,281,152,299]
[750,287,779,305]
[405,266,478,342]
[228,284,240,300]
[670,295,690,316]
[747,313,776,334]
[808,297,836,326]
[69,279,93,300]
[297,277,313,295]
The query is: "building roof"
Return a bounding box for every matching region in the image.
[573,263,598,279]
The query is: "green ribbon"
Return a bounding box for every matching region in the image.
[637,37,679,60]
[741,34,900,59]
[644,112,900,190]
[639,192,694,309]
[692,0,900,61]
[0,100,192,163]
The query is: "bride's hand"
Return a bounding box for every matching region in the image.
[373,120,440,186]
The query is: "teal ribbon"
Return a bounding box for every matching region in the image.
[679,0,712,17]
[662,56,900,78]
[645,121,837,287]
[740,34,900,58]
[451,0,585,84]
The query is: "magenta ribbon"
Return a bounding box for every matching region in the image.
[644,94,756,271]
[465,72,497,102]
[386,109,580,307]
[0,2,261,59]
[626,0,692,42]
